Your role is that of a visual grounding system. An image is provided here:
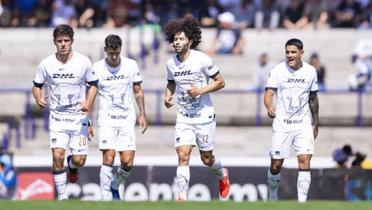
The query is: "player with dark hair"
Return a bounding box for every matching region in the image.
[264,38,319,202]
[94,34,147,200]
[32,24,98,200]
[163,15,230,201]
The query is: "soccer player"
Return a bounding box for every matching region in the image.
[264,38,319,202]
[32,24,98,200]
[93,34,147,201]
[163,15,230,201]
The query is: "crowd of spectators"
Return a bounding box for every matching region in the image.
[332,144,372,169]
[0,0,372,29]
[0,148,16,199]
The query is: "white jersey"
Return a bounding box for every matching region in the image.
[167,49,219,124]
[33,51,96,116]
[266,61,318,132]
[93,56,142,127]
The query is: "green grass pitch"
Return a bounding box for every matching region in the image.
[0,201,371,210]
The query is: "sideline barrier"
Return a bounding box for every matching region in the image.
[14,166,372,201]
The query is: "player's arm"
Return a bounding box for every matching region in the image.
[83,81,98,114]
[309,91,319,138]
[188,72,225,97]
[32,82,47,110]
[264,88,276,118]
[134,83,148,133]
[164,80,176,108]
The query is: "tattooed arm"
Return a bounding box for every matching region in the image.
[309,91,319,138]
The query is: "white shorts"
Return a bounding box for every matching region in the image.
[98,126,136,152]
[269,129,314,159]
[174,120,216,151]
[49,117,90,155]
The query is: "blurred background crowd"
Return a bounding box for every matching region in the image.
[0,0,372,29]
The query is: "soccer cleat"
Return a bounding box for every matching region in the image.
[176,197,186,202]
[176,191,187,202]
[58,194,68,201]
[110,186,120,200]
[268,185,279,201]
[101,190,113,201]
[67,155,78,183]
[219,168,230,199]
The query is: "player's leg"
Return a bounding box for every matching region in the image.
[110,150,135,199]
[50,129,69,200]
[174,122,196,201]
[296,154,312,203]
[267,131,292,201]
[52,148,68,200]
[196,120,230,199]
[98,126,117,200]
[68,138,89,183]
[66,154,87,183]
[67,118,90,183]
[176,145,193,201]
[293,129,314,203]
[100,149,116,201]
[110,127,137,200]
[267,158,284,201]
[199,150,230,199]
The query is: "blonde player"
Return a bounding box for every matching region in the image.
[32,24,98,200]
[264,38,319,202]
[163,15,230,201]
[93,34,147,200]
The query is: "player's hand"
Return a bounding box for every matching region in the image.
[313,125,318,139]
[164,96,173,108]
[36,97,47,110]
[138,115,148,134]
[77,101,88,112]
[88,126,94,139]
[267,106,276,118]
[187,85,200,97]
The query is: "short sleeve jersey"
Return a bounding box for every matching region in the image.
[166,49,219,124]
[266,61,319,132]
[33,51,97,115]
[93,57,142,126]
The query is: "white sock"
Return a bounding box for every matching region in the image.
[297,171,311,203]
[176,166,190,200]
[68,156,78,169]
[267,169,281,201]
[111,167,131,190]
[100,164,113,201]
[209,157,225,179]
[53,170,67,200]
